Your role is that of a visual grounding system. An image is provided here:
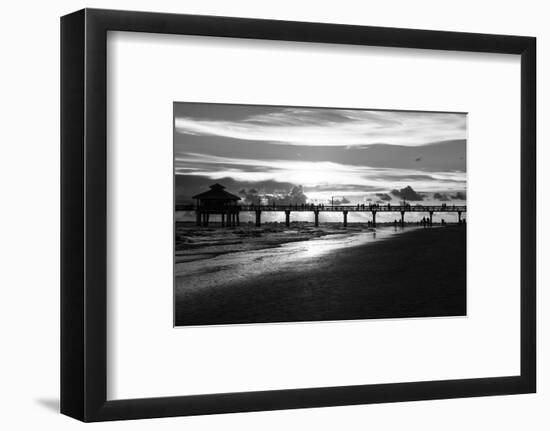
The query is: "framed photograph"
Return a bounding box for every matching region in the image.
[61,8,536,422]
[173,102,468,326]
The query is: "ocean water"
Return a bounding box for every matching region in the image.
[175,227,406,294]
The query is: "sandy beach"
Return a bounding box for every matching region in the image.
[174,221,356,263]
[175,225,466,326]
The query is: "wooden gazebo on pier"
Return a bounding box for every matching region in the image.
[192,183,241,227]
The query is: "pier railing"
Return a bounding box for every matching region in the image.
[177,203,466,228]
[176,203,466,213]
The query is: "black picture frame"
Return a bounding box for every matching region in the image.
[61,8,536,422]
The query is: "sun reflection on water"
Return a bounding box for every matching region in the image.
[176,228,402,293]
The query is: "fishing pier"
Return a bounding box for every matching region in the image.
[181,183,466,228]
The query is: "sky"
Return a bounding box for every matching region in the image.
[174,103,467,205]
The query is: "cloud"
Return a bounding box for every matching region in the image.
[176,175,304,204]
[433,192,450,201]
[238,187,260,204]
[330,197,351,205]
[175,152,466,196]
[238,185,308,205]
[376,193,393,201]
[451,191,466,200]
[432,191,466,202]
[174,135,466,173]
[390,185,424,201]
[175,107,467,147]
[283,185,309,205]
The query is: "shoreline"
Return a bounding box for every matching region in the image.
[175,221,456,264]
[175,222,376,264]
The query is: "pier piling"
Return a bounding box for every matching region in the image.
[227,212,233,228]
[255,210,262,227]
[182,202,467,229]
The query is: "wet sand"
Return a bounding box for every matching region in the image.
[175,225,466,326]
[175,222,373,263]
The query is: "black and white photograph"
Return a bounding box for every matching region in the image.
[174,103,467,326]
[0,0,542,427]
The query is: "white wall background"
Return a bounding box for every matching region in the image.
[0,0,547,429]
